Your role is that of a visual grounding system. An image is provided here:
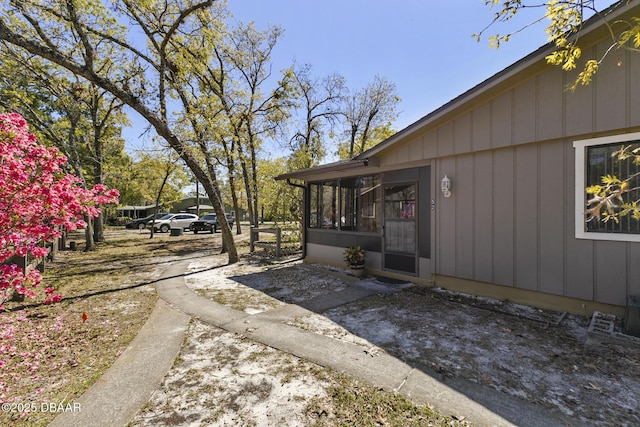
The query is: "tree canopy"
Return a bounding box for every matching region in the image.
[0,0,406,261]
[477,0,640,89]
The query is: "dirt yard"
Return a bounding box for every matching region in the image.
[4,228,637,426]
[131,240,640,427]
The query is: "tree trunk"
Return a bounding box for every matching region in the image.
[249,141,260,226]
[84,214,96,251]
[237,147,255,227]
[94,210,105,242]
[92,119,105,242]
[223,142,243,235]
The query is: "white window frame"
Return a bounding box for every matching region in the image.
[574,131,640,242]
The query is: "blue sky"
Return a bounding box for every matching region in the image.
[125,0,616,156]
[227,0,551,130]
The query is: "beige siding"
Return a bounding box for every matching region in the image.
[538,141,565,295]
[513,79,537,145]
[595,44,627,132]
[472,103,492,151]
[492,149,515,286]
[492,92,513,149]
[435,140,569,296]
[514,143,538,291]
[437,123,454,157]
[395,143,411,164]
[595,242,627,305]
[537,67,564,141]
[473,151,493,283]
[347,24,640,307]
[432,138,639,305]
[566,83,594,136]
[437,157,457,276]
[453,115,472,153]
[632,48,640,122]
[628,245,640,298]
[564,241,595,300]
[455,155,474,279]
[423,132,438,159]
[408,139,422,161]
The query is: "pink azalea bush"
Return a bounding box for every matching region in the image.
[0,113,119,309]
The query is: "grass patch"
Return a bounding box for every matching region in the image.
[306,371,469,427]
[196,287,283,312]
[0,228,221,426]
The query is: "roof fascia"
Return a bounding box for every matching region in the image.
[275,157,378,181]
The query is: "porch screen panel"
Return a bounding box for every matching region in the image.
[309,184,319,228]
[340,178,358,231]
[321,181,338,229]
[384,184,416,254]
[308,181,338,229]
[309,176,379,232]
[359,176,380,233]
[340,176,380,232]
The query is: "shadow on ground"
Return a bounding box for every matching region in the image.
[191,257,640,427]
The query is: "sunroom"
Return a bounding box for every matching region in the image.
[281,164,433,280]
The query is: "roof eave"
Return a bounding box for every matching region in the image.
[275,157,379,181]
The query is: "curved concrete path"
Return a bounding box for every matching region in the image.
[52,260,569,427]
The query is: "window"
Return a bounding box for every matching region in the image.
[340,178,358,231]
[358,176,380,232]
[308,176,380,232]
[309,181,338,229]
[574,132,640,242]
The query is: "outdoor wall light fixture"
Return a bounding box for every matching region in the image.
[441,174,452,198]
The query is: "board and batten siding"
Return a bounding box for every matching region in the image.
[379,40,640,307]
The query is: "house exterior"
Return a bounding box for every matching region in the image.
[116,204,161,219]
[278,1,640,317]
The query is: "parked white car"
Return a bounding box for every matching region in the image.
[152,213,199,233]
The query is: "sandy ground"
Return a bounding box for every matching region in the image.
[129,247,640,427]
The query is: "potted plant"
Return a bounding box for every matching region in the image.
[343,245,366,277]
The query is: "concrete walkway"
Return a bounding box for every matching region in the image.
[52,260,569,427]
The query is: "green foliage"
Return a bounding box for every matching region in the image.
[477,1,640,90]
[306,372,465,426]
[0,49,131,202]
[336,122,395,160]
[0,0,247,260]
[288,65,345,169]
[121,152,189,208]
[343,245,365,266]
[619,16,640,53]
[257,157,302,222]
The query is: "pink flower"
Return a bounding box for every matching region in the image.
[15,247,28,257]
[0,113,119,305]
[31,246,49,258]
[44,294,62,304]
